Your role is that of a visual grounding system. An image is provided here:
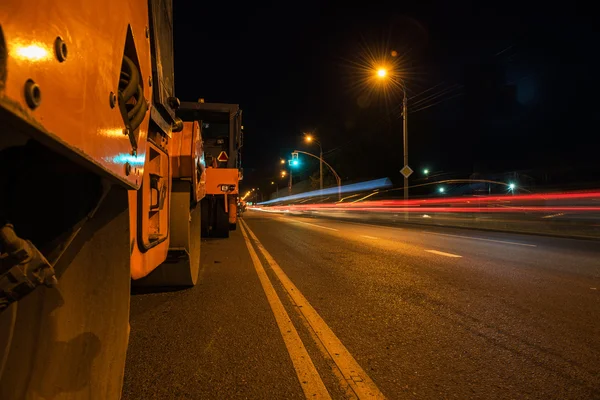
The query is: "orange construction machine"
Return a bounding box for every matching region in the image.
[177,101,243,238]
[0,0,213,398]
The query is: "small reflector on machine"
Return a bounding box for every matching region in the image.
[217,151,228,162]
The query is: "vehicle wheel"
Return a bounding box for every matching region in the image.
[0,186,131,400]
[213,198,230,238]
[229,223,237,231]
[133,181,201,287]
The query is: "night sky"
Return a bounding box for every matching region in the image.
[173,1,599,193]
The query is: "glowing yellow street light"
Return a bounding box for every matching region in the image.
[280,159,285,164]
[303,133,323,191]
[281,170,287,177]
[372,62,409,203]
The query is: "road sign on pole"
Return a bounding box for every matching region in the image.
[400,165,413,178]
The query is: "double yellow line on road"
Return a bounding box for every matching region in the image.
[240,219,385,399]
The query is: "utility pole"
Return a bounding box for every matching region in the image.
[288,169,292,196]
[402,89,408,201]
[304,134,323,192]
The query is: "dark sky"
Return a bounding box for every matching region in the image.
[173,1,599,192]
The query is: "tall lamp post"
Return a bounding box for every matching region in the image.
[280,169,291,196]
[376,68,409,201]
[304,134,323,191]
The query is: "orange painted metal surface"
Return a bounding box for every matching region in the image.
[171,122,194,178]
[205,167,239,195]
[129,136,171,280]
[171,121,206,203]
[128,190,169,280]
[228,196,237,225]
[139,141,170,248]
[0,0,151,189]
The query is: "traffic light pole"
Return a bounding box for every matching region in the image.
[292,150,341,200]
[320,147,323,192]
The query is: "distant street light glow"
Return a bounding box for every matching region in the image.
[377,68,387,78]
[305,135,313,142]
[439,187,445,193]
[509,183,516,190]
[424,169,429,175]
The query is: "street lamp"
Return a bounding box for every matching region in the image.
[304,133,323,191]
[373,66,409,201]
[423,169,429,176]
[279,169,289,194]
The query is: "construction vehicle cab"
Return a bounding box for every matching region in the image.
[177,101,243,237]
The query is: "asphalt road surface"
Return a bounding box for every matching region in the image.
[122,210,600,399]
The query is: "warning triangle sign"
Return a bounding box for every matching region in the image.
[217,151,228,162]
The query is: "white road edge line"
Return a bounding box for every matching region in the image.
[280,218,339,231]
[242,219,386,399]
[422,231,537,247]
[425,250,463,258]
[239,223,332,399]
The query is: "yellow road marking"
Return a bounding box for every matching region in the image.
[242,219,386,399]
[239,223,331,399]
